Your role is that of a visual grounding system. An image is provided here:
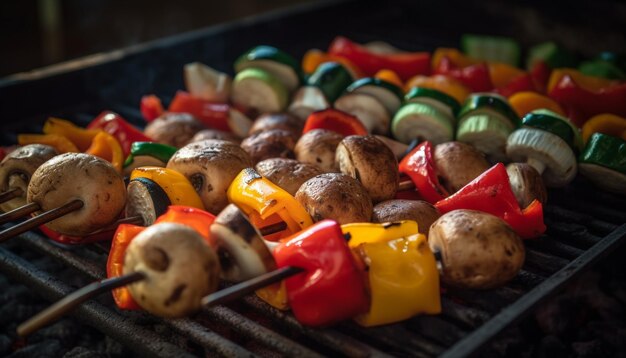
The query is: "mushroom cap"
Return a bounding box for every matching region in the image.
[295,172,372,224]
[0,144,57,212]
[209,204,276,282]
[190,129,240,145]
[248,112,304,139]
[124,223,220,317]
[144,112,206,148]
[506,163,547,208]
[294,129,343,173]
[506,127,577,187]
[428,210,525,289]
[27,153,126,236]
[167,140,252,214]
[255,158,323,196]
[372,199,440,236]
[434,141,490,194]
[335,135,399,203]
[240,129,296,165]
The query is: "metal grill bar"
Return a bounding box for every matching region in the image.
[441,224,626,357]
[0,246,198,358]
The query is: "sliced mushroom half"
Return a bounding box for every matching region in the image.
[294,129,343,173]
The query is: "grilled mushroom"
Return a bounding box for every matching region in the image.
[241,129,296,165]
[434,141,490,193]
[428,210,525,289]
[166,140,252,214]
[372,199,440,236]
[248,113,304,139]
[255,158,322,196]
[295,173,372,224]
[144,113,206,148]
[335,135,399,203]
[209,204,276,282]
[124,223,220,317]
[0,144,57,212]
[190,129,240,144]
[294,129,343,173]
[506,163,547,208]
[27,153,126,236]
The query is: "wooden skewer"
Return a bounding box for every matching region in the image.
[0,188,23,204]
[0,200,83,242]
[398,178,416,192]
[0,202,40,225]
[17,271,146,337]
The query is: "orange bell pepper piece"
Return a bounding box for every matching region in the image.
[17,134,79,154]
[404,74,471,104]
[85,132,124,172]
[582,114,626,143]
[43,118,100,152]
[374,69,403,88]
[509,91,566,118]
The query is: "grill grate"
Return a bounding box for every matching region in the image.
[1,0,626,356]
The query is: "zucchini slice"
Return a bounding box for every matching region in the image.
[522,109,583,153]
[458,93,520,128]
[231,68,289,114]
[392,102,455,145]
[345,77,404,115]
[579,133,626,194]
[334,93,390,135]
[461,34,521,66]
[405,87,461,118]
[307,61,354,103]
[456,111,514,163]
[235,45,302,92]
[126,177,172,226]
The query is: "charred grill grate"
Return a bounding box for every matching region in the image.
[1,0,626,356]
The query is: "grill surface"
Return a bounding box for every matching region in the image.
[1,0,625,357]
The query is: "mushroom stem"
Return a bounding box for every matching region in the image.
[17,271,146,337]
[0,188,23,204]
[0,202,40,225]
[0,200,83,242]
[526,157,546,175]
[201,266,303,307]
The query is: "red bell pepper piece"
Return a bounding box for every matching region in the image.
[0,147,5,161]
[434,57,493,92]
[302,108,368,137]
[530,60,551,93]
[154,205,215,243]
[398,142,449,204]
[140,95,164,122]
[87,111,153,157]
[38,225,114,245]
[494,73,537,98]
[274,220,369,326]
[435,163,546,239]
[328,36,430,81]
[548,75,626,127]
[168,91,231,132]
[107,224,146,310]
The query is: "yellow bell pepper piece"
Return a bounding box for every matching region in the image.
[488,62,526,89]
[43,117,100,152]
[301,49,363,78]
[582,113,626,143]
[352,233,441,327]
[85,132,124,172]
[508,91,566,118]
[342,220,419,248]
[256,281,289,311]
[130,167,205,209]
[431,48,479,69]
[374,69,403,88]
[18,134,79,154]
[404,75,470,104]
[227,168,313,241]
[547,69,620,93]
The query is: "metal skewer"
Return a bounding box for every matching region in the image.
[0,202,40,225]
[0,200,83,242]
[0,188,23,204]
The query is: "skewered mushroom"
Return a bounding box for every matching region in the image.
[27,153,126,236]
[295,173,372,224]
[255,158,322,196]
[124,222,220,317]
[167,140,252,214]
[248,113,304,139]
[241,129,296,165]
[506,163,547,208]
[0,144,58,212]
[144,113,206,148]
[190,129,240,144]
[294,129,343,172]
[335,135,399,202]
[372,199,440,236]
[209,204,276,282]
[433,141,490,194]
[428,210,525,289]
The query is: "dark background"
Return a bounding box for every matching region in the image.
[1,0,625,78]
